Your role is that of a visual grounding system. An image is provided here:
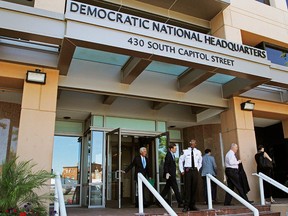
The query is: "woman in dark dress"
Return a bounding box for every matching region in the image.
[255,145,275,204]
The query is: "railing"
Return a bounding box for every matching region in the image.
[137,173,177,216]
[206,174,259,216]
[54,173,67,216]
[253,172,288,205]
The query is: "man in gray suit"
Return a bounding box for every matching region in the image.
[201,149,217,204]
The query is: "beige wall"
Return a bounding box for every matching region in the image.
[220,96,288,201]
[0,62,59,172]
[34,0,65,13]
[211,0,288,47]
[183,124,225,202]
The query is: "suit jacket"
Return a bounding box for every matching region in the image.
[238,163,250,194]
[163,151,177,178]
[125,155,149,180]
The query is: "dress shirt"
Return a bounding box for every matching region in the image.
[179,147,202,172]
[201,153,217,176]
[225,149,240,169]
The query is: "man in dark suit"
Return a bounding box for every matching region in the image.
[125,147,150,207]
[160,143,183,208]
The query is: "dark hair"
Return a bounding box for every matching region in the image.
[168,143,176,149]
[204,149,211,154]
[257,145,264,151]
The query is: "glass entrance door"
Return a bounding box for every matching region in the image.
[106,128,123,208]
[155,132,170,193]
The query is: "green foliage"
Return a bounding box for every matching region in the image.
[281,52,287,65]
[0,158,55,215]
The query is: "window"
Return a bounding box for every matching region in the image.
[52,136,82,205]
[255,0,270,5]
[257,42,287,67]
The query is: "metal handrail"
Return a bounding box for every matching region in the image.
[137,173,177,216]
[54,173,67,216]
[253,172,288,205]
[206,174,259,216]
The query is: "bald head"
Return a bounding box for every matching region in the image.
[231,143,238,153]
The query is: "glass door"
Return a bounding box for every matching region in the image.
[155,132,169,193]
[106,128,123,208]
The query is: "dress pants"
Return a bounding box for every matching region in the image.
[202,176,217,202]
[183,168,198,208]
[224,168,248,205]
[160,176,183,204]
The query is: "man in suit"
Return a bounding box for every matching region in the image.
[160,143,183,208]
[179,139,202,212]
[224,143,253,206]
[125,147,150,207]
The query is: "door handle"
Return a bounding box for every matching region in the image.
[115,170,125,180]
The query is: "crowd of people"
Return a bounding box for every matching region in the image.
[124,139,276,212]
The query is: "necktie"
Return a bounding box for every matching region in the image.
[172,153,175,161]
[142,157,146,168]
[191,149,195,168]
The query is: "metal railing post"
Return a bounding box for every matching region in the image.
[259,177,265,205]
[54,185,59,216]
[206,174,259,216]
[206,175,213,210]
[137,173,177,216]
[138,175,144,214]
[55,173,67,216]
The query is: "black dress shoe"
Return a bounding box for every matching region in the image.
[182,207,190,212]
[178,203,184,208]
[190,206,199,211]
[224,203,234,206]
[248,200,254,204]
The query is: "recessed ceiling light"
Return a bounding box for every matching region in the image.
[63,116,71,120]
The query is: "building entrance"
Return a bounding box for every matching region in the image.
[105,128,171,208]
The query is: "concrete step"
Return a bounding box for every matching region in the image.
[141,205,281,216]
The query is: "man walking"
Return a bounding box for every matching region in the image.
[160,143,183,208]
[125,147,150,207]
[179,139,202,212]
[224,143,253,205]
[201,148,217,204]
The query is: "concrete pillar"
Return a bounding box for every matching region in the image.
[17,68,59,172]
[282,119,288,139]
[269,0,288,11]
[210,9,243,43]
[34,0,65,13]
[220,97,258,201]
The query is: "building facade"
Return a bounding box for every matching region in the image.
[1,0,288,208]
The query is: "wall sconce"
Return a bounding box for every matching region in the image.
[26,69,46,84]
[240,100,255,111]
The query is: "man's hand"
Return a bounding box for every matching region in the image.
[166,173,171,179]
[238,160,242,164]
[181,172,185,176]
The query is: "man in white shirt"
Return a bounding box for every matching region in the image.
[224,143,252,205]
[179,139,202,212]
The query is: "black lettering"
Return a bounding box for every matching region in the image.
[98,9,106,19]
[142,20,150,29]
[116,13,124,23]
[70,2,79,12]
[87,6,97,17]
[80,4,86,15]
[107,11,115,21]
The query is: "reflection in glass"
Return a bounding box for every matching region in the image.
[90,185,103,205]
[91,131,104,183]
[266,47,287,67]
[52,136,81,205]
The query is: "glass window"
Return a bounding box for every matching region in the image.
[0,101,21,165]
[89,131,104,206]
[255,0,270,5]
[52,136,82,205]
[266,46,287,67]
[91,131,104,183]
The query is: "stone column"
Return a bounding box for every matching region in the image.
[17,68,59,172]
[220,97,258,201]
